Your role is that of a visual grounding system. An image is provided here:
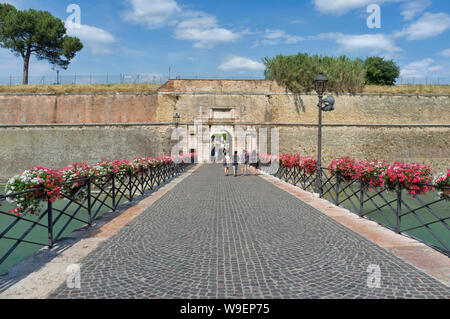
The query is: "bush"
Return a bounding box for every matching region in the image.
[364,57,400,86]
[263,53,366,93]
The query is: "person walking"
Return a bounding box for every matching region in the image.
[241,150,249,176]
[223,152,230,176]
[250,150,258,175]
[232,151,240,177]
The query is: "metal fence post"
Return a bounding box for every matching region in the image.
[140,166,145,194]
[129,171,133,201]
[112,174,116,210]
[335,172,340,205]
[149,166,154,190]
[87,179,92,226]
[359,177,364,216]
[317,168,323,198]
[47,199,54,249]
[396,184,402,233]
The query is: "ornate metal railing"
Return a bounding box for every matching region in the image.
[0,161,193,274]
[263,163,450,256]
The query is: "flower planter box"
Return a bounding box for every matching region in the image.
[73,179,88,188]
[443,189,450,196]
[27,185,44,198]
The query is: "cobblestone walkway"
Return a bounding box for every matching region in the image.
[49,165,450,299]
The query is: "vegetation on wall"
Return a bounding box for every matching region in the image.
[0,83,162,94]
[364,56,400,86]
[263,53,406,93]
[263,53,367,93]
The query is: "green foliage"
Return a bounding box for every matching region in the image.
[263,53,366,93]
[0,4,83,84]
[364,56,400,86]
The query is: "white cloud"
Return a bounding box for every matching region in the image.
[400,58,443,78]
[337,34,400,53]
[174,11,241,48]
[400,0,431,21]
[290,19,308,25]
[428,65,443,72]
[313,33,401,55]
[313,0,399,15]
[260,29,304,45]
[218,56,265,72]
[122,0,181,29]
[395,12,450,40]
[439,48,450,57]
[66,21,117,55]
[123,0,240,49]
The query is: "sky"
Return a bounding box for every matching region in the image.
[0,0,449,84]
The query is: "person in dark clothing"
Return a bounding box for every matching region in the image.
[241,150,249,176]
[232,151,240,177]
[250,150,258,175]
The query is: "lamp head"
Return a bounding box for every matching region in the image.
[321,95,335,112]
[314,72,328,95]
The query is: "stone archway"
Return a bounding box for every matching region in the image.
[210,128,233,163]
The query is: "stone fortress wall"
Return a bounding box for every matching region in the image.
[0,79,448,179]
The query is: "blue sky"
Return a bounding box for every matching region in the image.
[1,0,450,83]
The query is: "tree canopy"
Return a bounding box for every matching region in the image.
[364,57,400,86]
[263,53,366,93]
[0,4,83,84]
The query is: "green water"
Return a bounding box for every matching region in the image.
[320,182,450,253]
[0,185,130,275]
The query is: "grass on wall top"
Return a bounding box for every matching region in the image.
[0,83,162,94]
[362,85,450,94]
[0,83,449,94]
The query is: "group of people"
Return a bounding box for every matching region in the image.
[222,149,258,177]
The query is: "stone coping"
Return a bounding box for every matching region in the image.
[0,91,448,97]
[0,122,449,128]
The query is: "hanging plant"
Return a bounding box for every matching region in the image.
[60,163,95,201]
[435,169,450,198]
[5,167,62,216]
[329,157,357,182]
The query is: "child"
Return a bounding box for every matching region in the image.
[232,151,240,177]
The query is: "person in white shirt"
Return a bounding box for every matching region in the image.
[223,152,231,176]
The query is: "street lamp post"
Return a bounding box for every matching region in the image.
[173,113,181,172]
[314,72,335,197]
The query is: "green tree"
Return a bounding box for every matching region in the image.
[364,57,400,86]
[263,53,366,93]
[0,4,83,84]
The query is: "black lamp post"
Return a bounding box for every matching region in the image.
[314,72,335,197]
[173,113,181,170]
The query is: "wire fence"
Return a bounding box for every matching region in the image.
[0,74,169,86]
[397,76,449,85]
[0,74,268,86]
[1,74,447,86]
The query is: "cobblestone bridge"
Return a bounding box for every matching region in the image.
[49,165,449,299]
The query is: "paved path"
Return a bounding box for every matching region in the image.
[49,165,449,299]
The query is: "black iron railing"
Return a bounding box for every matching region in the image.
[261,163,450,256]
[0,161,193,273]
